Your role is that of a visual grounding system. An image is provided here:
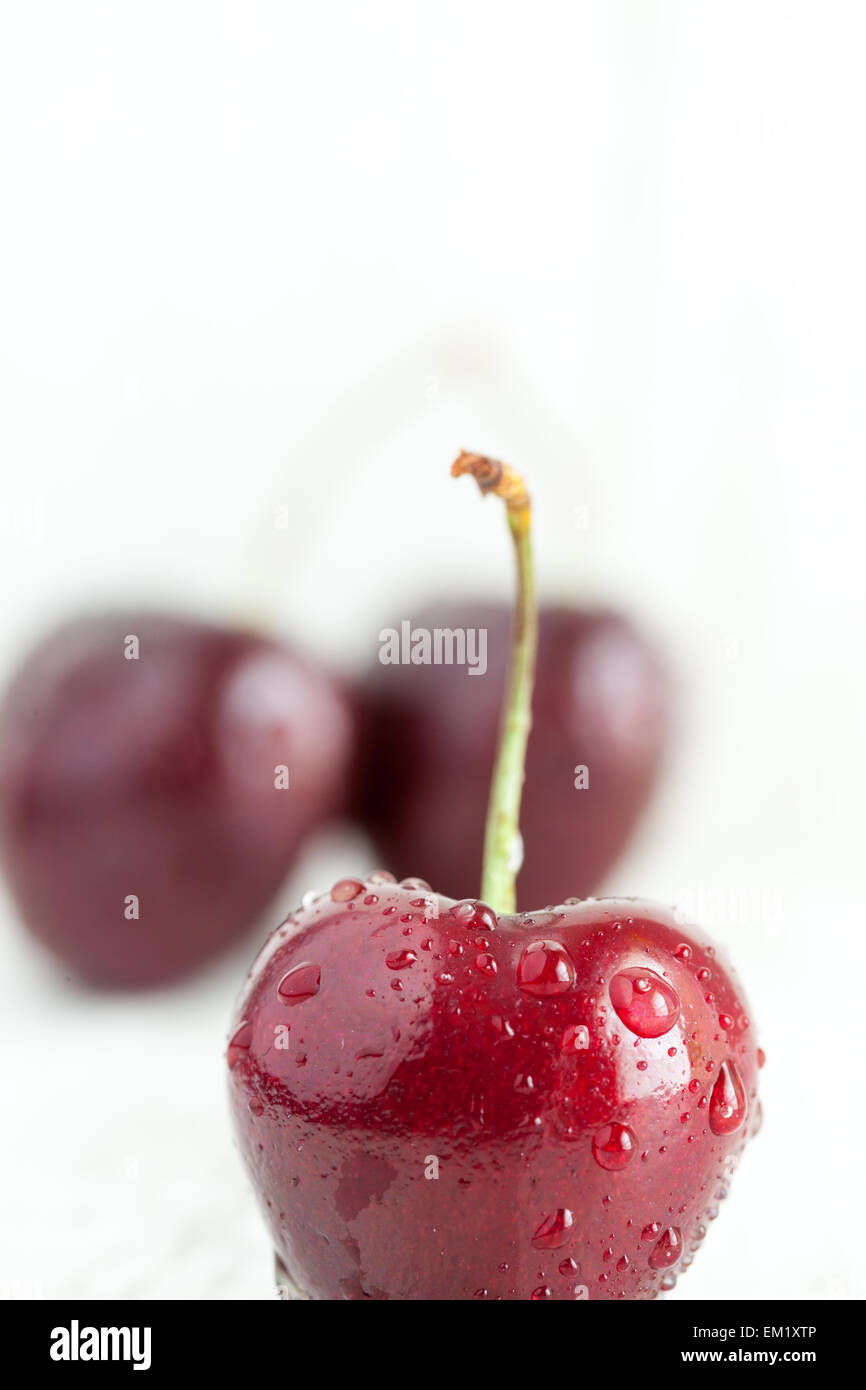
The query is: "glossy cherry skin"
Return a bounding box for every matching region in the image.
[356,604,669,909]
[227,878,760,1300]
[0,612,356,986]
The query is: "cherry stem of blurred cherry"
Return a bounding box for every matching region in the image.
[451,450,537,914]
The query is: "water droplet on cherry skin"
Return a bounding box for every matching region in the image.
[709,1059,748,1135]
[649,1227,683,1270]
[609,968,680,1038]
[452,899,499,932]
[592,1122,637,1170]
[227,1021,252,1068]
[532,1209,574,1250]
[517,940,576,997]
[385,949,416,970]
[277,962,321,1004]
[331,878,363,902]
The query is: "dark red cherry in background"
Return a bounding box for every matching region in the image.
[227,877,761,1301]
[357,603,669,909]
[0,611,356,986]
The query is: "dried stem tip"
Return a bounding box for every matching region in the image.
[451,451,531,532]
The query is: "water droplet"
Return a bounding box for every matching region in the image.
[277,962,321,1005]
[641,1222,660,1241]
[592,1122,637,1171]
[696,967,711,982]
[531,1285,552,1300]
[674,944,692,961]
[363,894,379,906]
[401,877,432,892]
[517,940,576,997]
[609,968,679,1038]
[452,899,498,932]
[558,1256,579,1275]
[532,1209,574,1250]
[368,869,396,884]
[227,1021,252,1068]
[757,1047,767,1068]
[475,952,498,976]
[385,949,417,970]
[301,888,321,910]
[660,1271,677,1291]
[719,1013,733,1030]
[649,1227,683,1270]
[709,1059,747,1135]
[248,1097,264,1116]
[616,1254,630,1273]
[330,878,363,902]
[688,1078,700,1093]
[561,1023,590,1053]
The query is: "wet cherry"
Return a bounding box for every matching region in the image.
[228,885,760,1300]
[226,452,761,1300]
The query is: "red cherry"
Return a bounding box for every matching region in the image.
[227,886,761,1300]
[356,603,668,908]
[229,450,760,1300]
[0,611,356,985]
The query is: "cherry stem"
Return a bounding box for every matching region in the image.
[451,450,537,914]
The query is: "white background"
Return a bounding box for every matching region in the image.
[0,1,863,1301]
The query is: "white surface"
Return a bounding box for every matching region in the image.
[0,1,864,1301]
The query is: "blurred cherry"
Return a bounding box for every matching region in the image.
[357,602,669,909]
[0,611,356,985]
